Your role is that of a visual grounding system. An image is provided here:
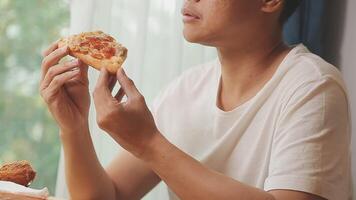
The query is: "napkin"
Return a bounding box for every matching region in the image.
[0,181,49,199]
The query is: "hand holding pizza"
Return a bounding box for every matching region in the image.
[93,68,160,158]
[40,31,127,136]
[39,42,91,135]
[40,31,156,155]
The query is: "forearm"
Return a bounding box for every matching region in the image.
[60,126,117,200]
[143,133,275,200]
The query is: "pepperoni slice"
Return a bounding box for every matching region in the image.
[103,52,113,59]
[86,36,100,42]
[79,41,90,47]
[93,44,106,50]
[77,34,118,60]
[102,47,116,58]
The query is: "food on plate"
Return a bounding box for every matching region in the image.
[0,192,48,200]
[0,160,36,187]
[58,30,128,74]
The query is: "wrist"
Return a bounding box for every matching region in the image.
[59,123,90,140]
[140,131,172,163]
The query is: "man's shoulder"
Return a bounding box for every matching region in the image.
[282,45,346,91]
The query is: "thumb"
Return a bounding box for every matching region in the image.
[78,60,89,77]
[116,68,140,99]
[94,67,112,103]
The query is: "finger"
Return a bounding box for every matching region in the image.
[78,60,89,77]
[108,75,117,92]
[114,88,125,102]
[116,68,140,99]
[96,67,111,91]
[44,69,80,98]
[42,40,59,57]
[93,68,113,104]
[40,59,80,90]
[41,46,69,81]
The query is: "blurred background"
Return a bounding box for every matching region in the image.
[0,0,355,199]
[0,0,69,192]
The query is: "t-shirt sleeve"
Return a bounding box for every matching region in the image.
[264,77,351,200]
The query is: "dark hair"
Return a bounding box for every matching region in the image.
[280,0,303,24]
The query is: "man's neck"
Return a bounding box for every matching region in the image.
[216,31,290,111]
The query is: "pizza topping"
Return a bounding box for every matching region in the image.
[102,47,116,59]
[79,41,90,47]
[92,53,104,59]
[72,46,80,52]
[102,42,110,47]
[102,35,114,42]
[86,36,101,43]
[72,34,117,59]
[93,44,105,50]
[64,31,127,62]
[80,50,89,54]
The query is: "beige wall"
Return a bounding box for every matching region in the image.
[324,0,356,195]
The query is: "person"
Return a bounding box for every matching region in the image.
[39,0,351,199]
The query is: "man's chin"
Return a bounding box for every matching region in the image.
[183,30,207,44]
[183,32,216,47]
[183,32,199,43]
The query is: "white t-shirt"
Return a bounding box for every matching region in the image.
[151,44,352,200]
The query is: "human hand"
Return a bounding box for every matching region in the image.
[40,41,90,135]
[93,68,159,157]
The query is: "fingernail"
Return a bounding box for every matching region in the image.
[71,59,79,65]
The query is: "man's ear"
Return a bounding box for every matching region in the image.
[261,0,284,13]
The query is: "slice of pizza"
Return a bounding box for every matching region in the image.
[58,31,128,74]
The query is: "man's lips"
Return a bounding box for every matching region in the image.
[181,7,201,22]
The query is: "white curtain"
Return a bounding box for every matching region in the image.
[55,0,217,199]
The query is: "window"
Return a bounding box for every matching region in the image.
[0,0,69,193]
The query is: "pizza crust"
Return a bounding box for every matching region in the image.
[58,31,127,74]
